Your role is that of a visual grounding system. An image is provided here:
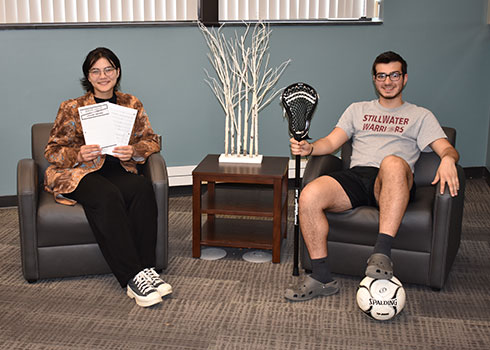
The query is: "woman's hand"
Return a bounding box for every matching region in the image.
[113,145,135,161]
[78,145,101,162]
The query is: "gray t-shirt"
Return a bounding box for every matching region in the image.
[336,100,447,172]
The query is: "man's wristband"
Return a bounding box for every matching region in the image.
[307,145,314,157]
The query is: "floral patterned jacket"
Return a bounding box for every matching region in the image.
[44,91,160,205]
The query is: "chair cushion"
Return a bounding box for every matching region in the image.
[37,190,97,247]
[325,185,435,253]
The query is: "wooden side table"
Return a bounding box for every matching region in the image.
[192,154,289,263]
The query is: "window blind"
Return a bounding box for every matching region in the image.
[219,0,381,21]
[0,0,198,24]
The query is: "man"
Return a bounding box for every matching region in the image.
[285,51,460,302]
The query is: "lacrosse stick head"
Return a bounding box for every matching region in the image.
[281,82,319,141]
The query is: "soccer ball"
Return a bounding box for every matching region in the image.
[356,275,406,321]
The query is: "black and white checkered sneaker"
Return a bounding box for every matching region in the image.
[143,268,173,297]
[127,270,162,307]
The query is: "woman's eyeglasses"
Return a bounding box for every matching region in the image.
[89,67,117,78]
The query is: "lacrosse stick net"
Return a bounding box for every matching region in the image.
[282,82,318,141]
[281,82,319,276]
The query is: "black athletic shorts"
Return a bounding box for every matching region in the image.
[328,166,416,208]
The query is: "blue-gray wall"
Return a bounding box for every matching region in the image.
[487,111,490,171]
[1,0,490,196]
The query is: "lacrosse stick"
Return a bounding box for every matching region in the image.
[281,82,319,276]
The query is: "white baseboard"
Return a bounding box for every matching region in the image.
[167,165,197,187]
[167,159,307,187]
[287,158,308,179]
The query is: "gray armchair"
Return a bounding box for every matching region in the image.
[17,123,169,283]
[300,127,465,290]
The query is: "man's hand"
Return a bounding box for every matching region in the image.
[290,138,313,157]
[430,138,460,197]
[289,128,349,158]
[431,156,459,197]
[112,145,135,161]
[78,144,101,162]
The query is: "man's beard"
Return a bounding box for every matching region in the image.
[375,81,405,100]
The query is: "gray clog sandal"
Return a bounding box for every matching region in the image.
[365,253,393,279]
[284,275,339,302]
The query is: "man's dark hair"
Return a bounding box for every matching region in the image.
[80,47,122,93]
[372,51,407,76]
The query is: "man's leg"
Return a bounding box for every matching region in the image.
[367,155,413,279]
[285,175,351,301]
[300,175,352,257]
[374,155,413,238]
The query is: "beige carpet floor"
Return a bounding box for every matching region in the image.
[0,179,489,349]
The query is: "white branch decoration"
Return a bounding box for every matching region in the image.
[199,21,290,160]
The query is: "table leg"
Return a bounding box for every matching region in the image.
[192,176,202,258]
[272,179,282,263]
[207,181,215,225]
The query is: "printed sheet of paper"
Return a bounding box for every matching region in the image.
[109,103,138,147]
[78,102,137,156]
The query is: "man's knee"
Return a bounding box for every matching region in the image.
[380,155,408,169]
[376,156,413,195]
[299,177,343,212]
[299,184,317,211]
[379,155,411,178]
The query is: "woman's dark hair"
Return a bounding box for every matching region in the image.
[372,51,407,76]
[80,47,122,93]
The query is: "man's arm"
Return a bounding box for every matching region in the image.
[429,138,460,197]
[290,127,349,157]
[289,127,349,156]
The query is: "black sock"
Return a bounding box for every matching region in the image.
[373,233,394,258]
[310,256,333,284]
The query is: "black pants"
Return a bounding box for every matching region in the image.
[65,160,157,288]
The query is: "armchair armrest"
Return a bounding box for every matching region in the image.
[429,164,466,289]
[302,154,343,187]
[142,153,169,270]
[17,158,40,282]
[142,153,168,186]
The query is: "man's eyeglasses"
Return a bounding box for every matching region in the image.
[89,67,117,77]
[375,71,403,82]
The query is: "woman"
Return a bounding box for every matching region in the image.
[44,47,171,308]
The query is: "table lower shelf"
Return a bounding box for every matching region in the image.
[201,186,277,217]
[200,217,275,250]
